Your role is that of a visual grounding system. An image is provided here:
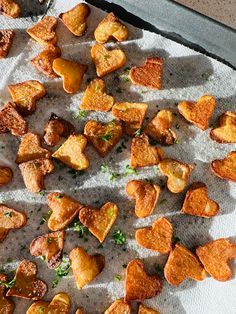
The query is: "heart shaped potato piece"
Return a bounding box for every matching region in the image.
[84,120,122,157]
[105,299,131,314]
[130,57,163,89]
[125,259,163,301]
[126,180,161,218]
[181,182,219,218]
[59,3,90,36]
[158,158,194,193]
[211,151,236,182]
[0,166,13,187]
[131,134,164,169]
[0,29,15,58]
[75,309,84,314]
[91,43,126,77]
[135,217,173,253]
[0,0,20,18]
[80,78,114,111]
[178,95,215,130]
[52,134,89,171]
[210,111,236,143]
[94,12,128,44]
[27,16,57,45]
[196,238,236,281]
[6,260,47,300]
[69,247,105,289]
[138,304,160,314]
[0,274,15,314]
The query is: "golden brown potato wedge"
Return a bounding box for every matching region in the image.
[69,247,105,290]
[0,274,15,314]
[84,120,122,157]
[91,43,126,77]
[47,192,84,231]
[0,29,15,58]
[0,166,13,187]
[52,134,89,171]
[59,3,90,36]
[6,260,47,300]
[80,78,114,112]
[27,16,57,46]
[0,0,20,18]
[130,57,163,90]
[178,95,215,130]
[138,304,160,314]
[158,158,194,193]
[94,12,128,44]
[105,299,131,314]
[125,259,162,302]
[210,111,236,143]
[210,151,236,182]
[130,134,164,169]
[135,217,173,254]
[144,110,177,145]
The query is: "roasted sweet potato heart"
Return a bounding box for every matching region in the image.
[125,259,163,301]
[0,0,20,18]
[178,95,215,130]
[0,274,15,314]
[164,243,206,286]
[47,192,84,231]
[135,217,173,253]
[210,111,236,143]
[138,304,160,314]
[158,158,194,193]
[84,120,122,157]
[52,134,89,171]
[69,247,105,290]
[105,299,131,314]
[0,204,26,242]
[27,16,57,45]
[94,12,128,44]
[59,3,90,36]
[0,166,13,187]
[6,260,47,300]
[181,182,219,218]
[0,29,15,58]
[79,202,118,242]
[91,43,126,77]
[210,151,236,182]
[130,57,163,89]
[30,230,65,269]
[80,78,114,111]
[196,238,236,281]
[130,134,164,169]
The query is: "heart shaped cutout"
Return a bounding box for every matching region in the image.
[0,166,13,187]
[0,30,15,58]
[211,151,236,182]
[27,16,57,45]
[0,0,20,18]
[138,304,160,314]
[105,299,131,314]
[210,111,236,143]
[0,274,15,313]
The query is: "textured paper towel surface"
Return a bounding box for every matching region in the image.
[0,1,236,313]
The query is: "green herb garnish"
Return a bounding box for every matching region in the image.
[114,274,121,282]
[113,230,126,245]
[73,221,88,238]
[134,128,141,137]
[123,164,137,177]
[0,278,16,289]
[4,211,12,218]
[100,132,113,142]
[73,110,87,120]
[52,256,70,288]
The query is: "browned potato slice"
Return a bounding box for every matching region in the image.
[158,158,194,193]
[6,260,47,300]
[69,247,105,290]
[130,57,163,90]
[138,304,160,314]
[52,134,89,171]
[47,192,84,231]
[19,158,54,193]
[91,43,126,77]
[210,151,236,182]
[30,46,61,78]
[79,202,118,242]
[27,16,57,46]
[0,274,15,314]
[94,12,128,43]
[210,111,236,143]
[0,0,20,18]
[0,102,28,136]
[135,217,173,254]
[144,110,177,145]
[0,166,13,187]
[112,102,148,136]
[178,95,215,130]
[30,230,65,269]
[59,3,90,36]
[0,204,26,242]
[130,134,164,169]
[181,182,219,218]
[126,180,160,218]
[84,120,122,157]
[125,259,162,302]
[0,30,15,58]
[80,78,114,112]
[196,238,236,281]
[53,58,87,93]
[75,309,85,314]
[105,299,131,314]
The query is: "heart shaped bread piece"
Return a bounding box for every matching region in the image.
[196,238,236,281]
[138,304,160,314]
[94,12,128,43]
[125,259,163,301]
[210,111,236,143]
[210,151,236,182]
[178,95,215,130]
[105,299,131,314]
[164,243,206,286]
[91,43,126,77]
[69,247,105,289]
[135,217,173,253]
[79,202,118,242]
[0,166,13,187]
[0,30,15,58]
[84,120,122,157]
[0,274,15,314]
[181,182,219,218]
[0,0,20,18]
[59,3,90,36]
[80,78,114,111]
[6,260,47,300]
[130,57,163,89]
[27,16,57,45]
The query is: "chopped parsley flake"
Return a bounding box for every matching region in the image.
[52,256,70,288]
[114,274,121,282]
[134,128,141,137]
[40,210,52,225]
[100,132,113,142]
[175,124,180,129]
[4,211,12,218]
[113,230,126,245]
[123,164,137,176]
[73,110,87,120]
[0,278,16,289]
[73,221,89,238]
